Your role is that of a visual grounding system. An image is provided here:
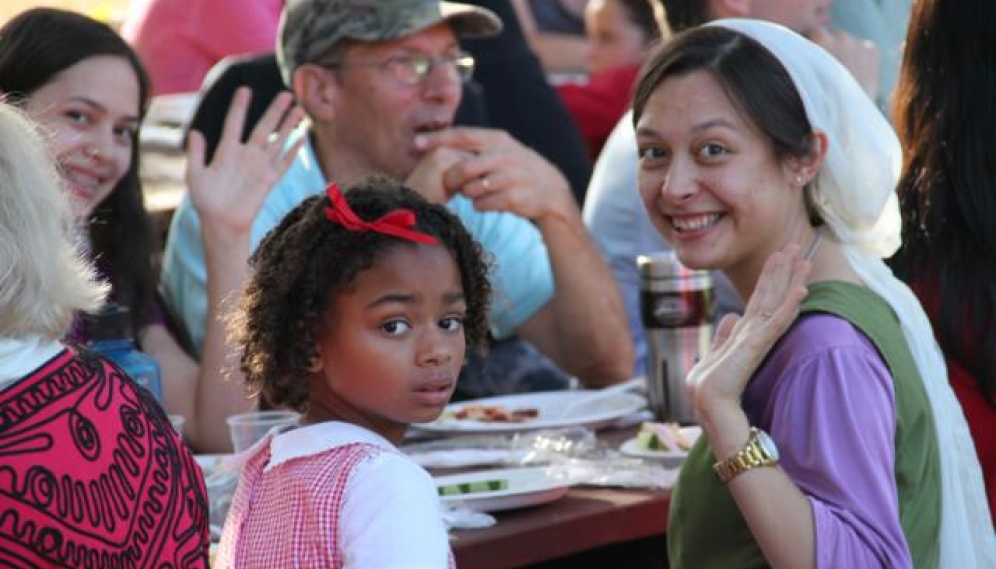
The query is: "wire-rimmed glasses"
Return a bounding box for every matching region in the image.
[323,51,475,86]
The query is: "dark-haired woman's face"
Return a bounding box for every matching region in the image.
[24,55,140,219]
[635,71,810,287]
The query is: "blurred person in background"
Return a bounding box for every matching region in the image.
[0,101,209,567]
[122,0,282,94]
[0,7,304,452]
[510,0,590,73]
[830,0,912,114]
[660,0,880,100]
[556,0,667,159]
[890,0,996,525]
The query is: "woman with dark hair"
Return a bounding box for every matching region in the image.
[632,19,994,568]
[0,8,304,452]
[890,0,996,524]
[0,8,156,340]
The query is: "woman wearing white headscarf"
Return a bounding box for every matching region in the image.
[631,18,995,569]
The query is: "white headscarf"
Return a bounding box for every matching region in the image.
[706,18,996,568]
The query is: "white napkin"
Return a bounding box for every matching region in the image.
[440,500,497,530]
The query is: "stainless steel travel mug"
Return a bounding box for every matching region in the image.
[638,252,714,424]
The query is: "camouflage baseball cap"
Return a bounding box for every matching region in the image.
[277,0,502,85]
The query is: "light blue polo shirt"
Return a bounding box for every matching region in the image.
[160,130,554,356]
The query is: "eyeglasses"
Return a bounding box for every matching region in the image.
[323,51,475,86]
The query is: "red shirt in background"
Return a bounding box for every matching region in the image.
[121,0,282,95]
[912,279,996,525]
[556,64,640,160]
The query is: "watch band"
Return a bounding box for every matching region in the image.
[712,427,779,483]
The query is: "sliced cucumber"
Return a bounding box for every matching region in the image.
[437,478,509,496]
[636,430,667,451]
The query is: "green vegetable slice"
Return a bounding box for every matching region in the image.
[437,478,509,496]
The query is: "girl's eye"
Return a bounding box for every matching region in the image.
[381,320,411,336]
[439,316,464,333]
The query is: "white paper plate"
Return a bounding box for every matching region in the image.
[415,391,646,434]
[435,467,569,512]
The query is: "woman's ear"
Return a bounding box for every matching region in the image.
[291,64,338,122]
[788,130,829,187]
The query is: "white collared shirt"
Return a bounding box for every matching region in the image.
[221,421,452,568]
[0,336,63,391]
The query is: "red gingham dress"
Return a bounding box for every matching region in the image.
[215,432,455,568]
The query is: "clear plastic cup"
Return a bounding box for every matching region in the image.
[226,410,300,453]
[168,414,186,437]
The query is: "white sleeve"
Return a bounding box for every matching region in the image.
[340,453,451,569]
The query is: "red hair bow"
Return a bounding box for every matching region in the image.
[323,182,439,245]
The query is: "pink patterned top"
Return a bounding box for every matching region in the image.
[0,343,210,567]
[216,422,455,568]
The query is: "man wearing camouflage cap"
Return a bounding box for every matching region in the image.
[163,0,633,390]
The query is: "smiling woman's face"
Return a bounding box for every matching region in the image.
[635,70,807,287]
[23,54,140,219]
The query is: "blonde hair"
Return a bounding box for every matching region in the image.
[0,102,107,339]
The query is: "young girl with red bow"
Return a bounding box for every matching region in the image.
[215,176,491,567]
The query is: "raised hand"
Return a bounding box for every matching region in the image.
[686,245,811,419]
[185,87,305,238]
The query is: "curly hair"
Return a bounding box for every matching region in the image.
[229,176,492,410]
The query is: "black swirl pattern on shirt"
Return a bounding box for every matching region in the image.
[0,345,210,567]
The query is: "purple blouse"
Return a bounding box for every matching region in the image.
[744,313,913,568]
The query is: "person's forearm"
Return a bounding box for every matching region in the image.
[535,208,634,386]
[729,466,817,569]
[195,226,257,452]
[701,404,816,569]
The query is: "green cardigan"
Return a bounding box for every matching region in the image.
[666,282,940,568]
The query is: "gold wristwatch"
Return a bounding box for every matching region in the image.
[712,427,779,483]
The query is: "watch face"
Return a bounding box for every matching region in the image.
[757,429,780,461]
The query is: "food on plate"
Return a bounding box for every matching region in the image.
[437,478,509,496]
[451,404,540,423]
[635,422,697,452]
